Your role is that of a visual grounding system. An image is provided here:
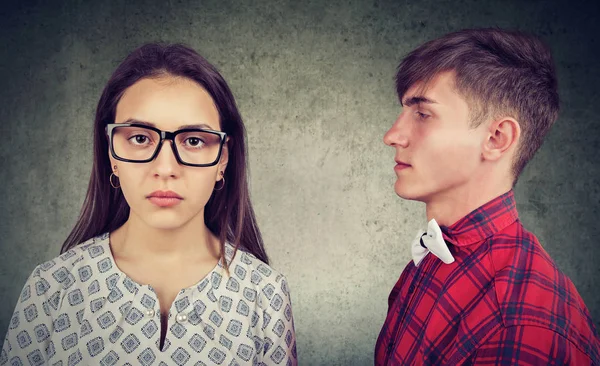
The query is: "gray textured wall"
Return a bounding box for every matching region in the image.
[1,0,599,364]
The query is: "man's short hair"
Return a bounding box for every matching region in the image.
[396,28,559,183]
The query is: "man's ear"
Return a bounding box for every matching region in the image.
[482,117,521,162]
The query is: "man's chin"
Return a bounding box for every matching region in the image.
[394,182,427,202]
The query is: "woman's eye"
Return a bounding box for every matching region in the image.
[129,135,150,145]
[185,137,205,147]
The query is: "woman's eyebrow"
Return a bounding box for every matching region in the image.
[120,118,155,127]
[120,119,214,130]
[178,123,214,130]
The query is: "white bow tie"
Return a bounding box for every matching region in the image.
[411,219,455,267]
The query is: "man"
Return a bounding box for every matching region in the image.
[376,28,600,365]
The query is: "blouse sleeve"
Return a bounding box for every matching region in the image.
[1,265,58,366]
[260,274,297,365]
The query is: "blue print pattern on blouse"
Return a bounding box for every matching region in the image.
[1,233,297,365]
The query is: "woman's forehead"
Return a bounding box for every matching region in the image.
[115,76,221,131]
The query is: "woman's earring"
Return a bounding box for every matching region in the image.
[214,171,225,191]
[110,165,120,189]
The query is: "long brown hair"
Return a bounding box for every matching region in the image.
[61,43,269,267]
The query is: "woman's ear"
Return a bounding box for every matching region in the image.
[109,157,119,177]
[217,139,229,179]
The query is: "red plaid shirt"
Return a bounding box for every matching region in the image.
[375,190,600,365]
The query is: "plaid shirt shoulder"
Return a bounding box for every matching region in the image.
[486,220,600,364]
[375,191,600,365]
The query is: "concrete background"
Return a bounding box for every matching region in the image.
[1,0,599,364]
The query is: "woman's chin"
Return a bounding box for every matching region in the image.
[136,212,195,231]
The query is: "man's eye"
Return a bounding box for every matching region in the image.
[416,111,429,120]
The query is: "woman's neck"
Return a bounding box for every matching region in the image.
[110,212,220,262]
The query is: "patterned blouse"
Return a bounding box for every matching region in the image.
[1,233,297,365]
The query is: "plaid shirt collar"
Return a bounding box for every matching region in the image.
[440,190,519,247]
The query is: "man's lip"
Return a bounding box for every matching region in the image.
[146,190,183,199]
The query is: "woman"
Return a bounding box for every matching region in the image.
[1,43,297,365]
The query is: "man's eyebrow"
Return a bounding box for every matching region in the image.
[120,119,215,130]
[401,96,438,107]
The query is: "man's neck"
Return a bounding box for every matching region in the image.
[425,181,513,227]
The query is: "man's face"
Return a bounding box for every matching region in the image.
[383,71,487,203]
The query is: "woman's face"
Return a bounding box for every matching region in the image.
[110,75,227,231]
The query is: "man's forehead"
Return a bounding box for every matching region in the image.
[401,72,457,106]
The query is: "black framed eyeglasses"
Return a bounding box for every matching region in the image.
[106,123,227,167]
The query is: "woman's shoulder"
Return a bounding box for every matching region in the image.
[226,244,292,297]
[29,233,110,289]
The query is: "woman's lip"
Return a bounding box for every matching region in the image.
[147,190,183,199]
[147,196,182,207]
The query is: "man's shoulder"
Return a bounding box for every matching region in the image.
[488,219,558,297]
[487,221,599,358]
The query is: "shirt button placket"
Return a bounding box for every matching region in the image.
[175,313,188,323]
[172,289,191,329]
[145,308,156,318]
[387,260,428,364]
[387,342,394,355]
